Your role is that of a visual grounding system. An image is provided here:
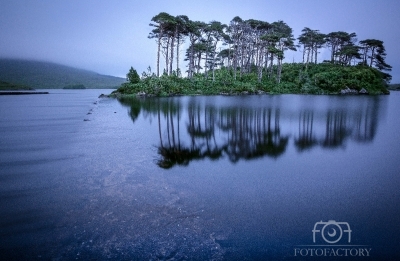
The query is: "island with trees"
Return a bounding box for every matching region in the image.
[112,12,392,97]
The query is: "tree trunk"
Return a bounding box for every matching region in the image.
[362,46,367,65]
[157,29,162,77]
[197,53,201,74]
[277,58,282,83]
[240,44,244,78]
[310,44,314,64]
[170,34,175,75]
[233,46,237,80]
[306,46,311,64]
[305,46,311,70]
[176,35,180,74]
[189,39,195,79]
[264,50,269,75]
[369,47,376,67]
[255,43,259,68]
[257,46,264,83]
[228,44,231,69]
[212,42,218,82]
[269,54,274,78]
[314,46,318,64]
[204,38,210,78]
[165,37,170,75]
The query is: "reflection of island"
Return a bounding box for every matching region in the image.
[294,98,379,151]
[219,108,288,162]
[155,103,289,168]
[119,96,381,168]
[322,110,349,148]
[295,111,317,151]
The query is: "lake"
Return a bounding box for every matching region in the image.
[1,90,399,260]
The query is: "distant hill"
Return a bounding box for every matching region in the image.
[0,59,126,89]
[388,84,400,91]
[0,80,34,90]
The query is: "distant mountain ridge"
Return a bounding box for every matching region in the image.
[0,59,125,89]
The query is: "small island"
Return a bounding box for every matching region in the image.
[112,13,392,97]
[0,80,34,91]
[389,84,400,91]
[0,80,48,95]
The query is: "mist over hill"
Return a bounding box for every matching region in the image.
[0,59,126,89]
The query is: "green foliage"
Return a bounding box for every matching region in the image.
[139,12,392,97]
[126,67,140,84]
[113,62,389,97]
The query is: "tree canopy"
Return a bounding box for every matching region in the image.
[145,12,390,82]
[115,12,392,97]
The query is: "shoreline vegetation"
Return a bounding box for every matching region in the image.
[111,63,390,97]
[111,13,392,97]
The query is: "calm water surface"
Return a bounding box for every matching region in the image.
[0,90,399,260]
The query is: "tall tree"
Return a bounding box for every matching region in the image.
[269,21,296,83]
[227,16,244,80]
[204,21,227,80]
[336,44,361,65]
[359,39,392,71]
[174,15,190,75]
[246,19,271,82]
[149,12,176,77]
[325,31,357,63]
[298,27,326,67]
[126,67,140,84]
[185,20,205,78]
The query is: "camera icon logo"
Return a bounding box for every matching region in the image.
[312,220,352,244]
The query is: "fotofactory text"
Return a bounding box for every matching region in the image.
[294,220,372,257]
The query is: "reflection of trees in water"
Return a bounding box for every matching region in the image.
[220,108,288,162]
[118,96,381,168]
[156,99,199,169]
[157,103,289,168]
[295,111,317,151]
[322,110,349,148]
[294,97,380,151]
[351,99,378,142]
[187,104,223,161]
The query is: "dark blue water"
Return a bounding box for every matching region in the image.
[1,90,399,260]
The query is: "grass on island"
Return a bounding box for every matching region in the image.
[112,63,390,97]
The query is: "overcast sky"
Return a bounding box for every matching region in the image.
[1,0,399,82]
